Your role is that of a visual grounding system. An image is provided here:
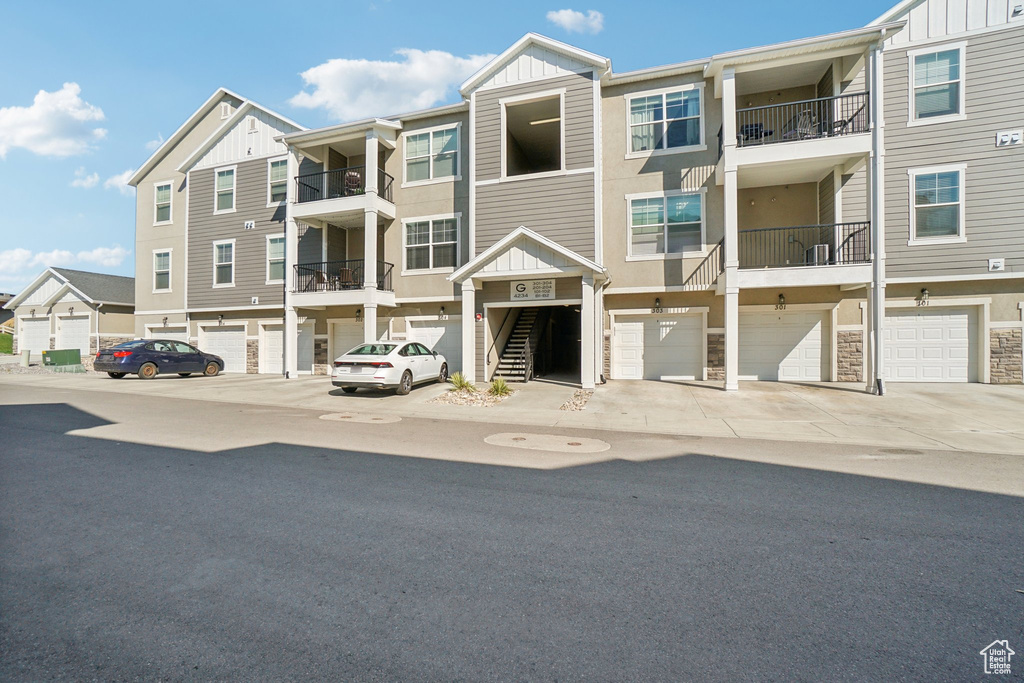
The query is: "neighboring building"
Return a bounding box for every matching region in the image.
[0,293,14,328]
[132,0,1024,388]
[3,268,135,361]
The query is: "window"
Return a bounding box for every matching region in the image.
[909,165,965,244]
[213,240,235,286]
[404,216,459,272]
[173,342,198,354]
[503,93,562,177]
[266,235,285,283]
[628,86,702,155]
[628,192,704,257]
[153,250,171,291]
[214,168,235,213]
[910,44,965,123]
[405,125,459,184]
[268,159,287,203]
[154,182,172,224]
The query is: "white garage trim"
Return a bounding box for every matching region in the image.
[884,297,990,383]
[18,316,51,359]
[56,313,92,357]
[406,315,463,373]
[607,307,709,381]
[258,321,284,375]
[738,304,835,382]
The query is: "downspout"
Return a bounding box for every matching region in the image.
[870,30,887,396]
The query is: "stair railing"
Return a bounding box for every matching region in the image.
[487,309,516,370]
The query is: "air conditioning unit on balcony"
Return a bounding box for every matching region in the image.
[805,244,830,266]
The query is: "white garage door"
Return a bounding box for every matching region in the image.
[408,318,462,373]
[262,322,313,374]
[612,314,703,380]
[147,326,188,343]
[20,318,50,358]
[884,308,975,382]
[740,311,825,381]
[200,326,247,373]
[57,316,90,357]
[297,322,314,373]
[330,320,389,361]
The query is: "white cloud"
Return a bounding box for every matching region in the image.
[70,166,99,189]
[104,169,135,196]
[0,245,131,290]
[290,48,495,121]
[76,246,130,267]
[144,133,164,151]
[0,82,107,158]
[546,9,604,34]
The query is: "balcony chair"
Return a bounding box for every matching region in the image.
[738,123,773,145]
[780,110,817,141]
[337,267,356,289]
[344,170,363,196]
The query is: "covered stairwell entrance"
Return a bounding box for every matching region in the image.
[493,305,581,383]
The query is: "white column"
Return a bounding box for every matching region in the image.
[868,43,886,394]
[581,274,596,390]
[363,304,378,344]
[364,131,378,196]
[284,308,298,378]
[363,209,378,290]
[721,68,740,392]
[284,145,301,378]
[594,284,605,383]
[461,280,477,383]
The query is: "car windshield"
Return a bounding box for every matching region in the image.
[346,343,397,356]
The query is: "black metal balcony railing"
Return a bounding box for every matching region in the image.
[294,166,395,204]
[293,259,394,292]
[736,92,869,147]
[683,239,724,290]
[738,222,870,269]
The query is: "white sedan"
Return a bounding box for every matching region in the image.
[331,341,449,395]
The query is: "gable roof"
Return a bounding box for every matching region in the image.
[460,33,610,96]
[4,267,135,309]
[869,0,921,25]
[449,226,607,283]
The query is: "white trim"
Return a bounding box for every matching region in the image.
[906,42,967,128]
[607,307,708,381]
[885,296,991,309]
[143,322,187,335]
[152,248,172,294]
[468,92,477,259]
[886,271,1024,284]
[394,295,461,304]
[625,188,707,260]
[213,165,237,215]
[153,180,173,226]
[449,226,606,283]
[500,88,566,181]
[883,297,991,383]
[266,155,288,207]
[187,304,283,313]
[184,170,190,309]
[907,163,966,246]
[195,320,248,332]
[400,121,462,188]
[400,213,462,276]
[623,82,706,160]
[265,233,286,285]
[459,33,610,96]
[176,100,306,174]
[592,72,603,265]
[474,166,594,187]
[135,308,187,315]
[212,238,236,288]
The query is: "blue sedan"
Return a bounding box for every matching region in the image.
[94,339,224,379]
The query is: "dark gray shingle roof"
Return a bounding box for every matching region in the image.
[51,268,135,306]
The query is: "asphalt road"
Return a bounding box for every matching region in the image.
[1,385,1022,681]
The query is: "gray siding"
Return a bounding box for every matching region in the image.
[187,158,287,308]
[475,71,596,181]
[818,172,835,225]
[882,24,1024,278]
[841,171,868,223]
[475,172,596,258]
[297,224,321,265]
[816,65,833,99]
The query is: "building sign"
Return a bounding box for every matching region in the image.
[511,279,555,301]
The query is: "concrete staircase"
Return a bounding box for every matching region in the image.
[496,308,541,382]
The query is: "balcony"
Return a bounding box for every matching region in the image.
[736,92,869,147]
[290,259,395,308]
[290,166,396,224]
[735,222,872,288]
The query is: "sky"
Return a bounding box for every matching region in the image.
[0,0,898,294]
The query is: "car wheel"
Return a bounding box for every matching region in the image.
[138,363,158,380]
[342,387,357,394]
[204,362,220,377]
[438,363,448,383]
[107,372,126,379]
[178,373,191,377]
[395,370,413,395]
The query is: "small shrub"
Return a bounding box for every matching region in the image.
[488,377,512,397]
[448,372,476,392]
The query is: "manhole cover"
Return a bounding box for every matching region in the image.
[568,442,582,446]
[485,433,611,454]
[512,437,526,442]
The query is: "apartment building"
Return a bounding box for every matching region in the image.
[132,0,1024,389]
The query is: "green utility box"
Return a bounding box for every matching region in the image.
[42,349,82,366]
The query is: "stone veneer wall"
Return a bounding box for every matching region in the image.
[837,330,864,383]
[82,336,135,369]
[246,339,258,374]
[314,338,329,375]
[990,328,1023,384]
[706,333,724,381]
[602,330,611,381]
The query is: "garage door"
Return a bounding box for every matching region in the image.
[408,318,462,373]
[57,316,90,357]
[740,311,825,381]
[330,320,389,361]
[200,326,247,373]
[883,308,975,382]
[147,326,188,343]
[262,322,313,374]
[612,314,703,380]
[20,318,50,359]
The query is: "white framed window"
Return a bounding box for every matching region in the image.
[500,89,565,180]
[213,239,235,287]
[214,166,236,214]
[267,157,287,205]
[626,83,705,158]
[402,214,461,274]
[266,234,285,284]
[403,123,460,186]
[626,190,706,259]
[153,249,172,292]
[153,181,172,225]
[908,43,966,126]
[908,164,966,245]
